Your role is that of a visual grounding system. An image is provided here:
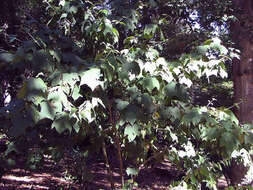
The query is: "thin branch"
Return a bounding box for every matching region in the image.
[108,102,124,187]
[102,140,115,190]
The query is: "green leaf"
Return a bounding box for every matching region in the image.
[116,99,129,111]
[120,61,141,79]
[38,101,57,120]
[101,62,114,82]
[72,85,81,101]
[69,5,78,14]
[123,36,137,45]
[144,24,157,36]
[124,10,138,32]
[49,49,61,63]
[103,19,113,36]
[164,82,188,101]
[126,167,139,176]
[62,52,87,66]
[122,105,141,125]
[203,39,213,45]
[99,9,109,16]
[141,93,155,114]
[48,87,68,108]
[80,68,103,91]
[52,114,73,134]
[164,82,177,98]
[203,114,218,126]
[245,133,253,145]
[210,38,228,54]
[73,120,81,133]
[62,73,79,87]
[182,109,202,125]
[40,86,70,119]
[4,142,19,156]
[141,77,160,93]
[31,50,54,73]
[127,86,140,101]
[202,127,220,140]
[146,48,159,60]
[48,71,62,86]
[124,124,140,142]
[17,78,47,105]
[0,53,14,63]
[160,106,181,121]
[220,132,239,155]
[222,109,239,125]
[79,100,95,123]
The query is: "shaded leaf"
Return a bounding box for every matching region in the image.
[164,82,188,101]
[220,132,239,155]
[122,105,140,125]
[141,93,155,113]
[141,77,160,93]
[116,99,129,111]
[183,109,202,125]
[0,53,14,63]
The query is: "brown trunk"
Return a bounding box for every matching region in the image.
[233,0,253,123]
[231,0,253,185]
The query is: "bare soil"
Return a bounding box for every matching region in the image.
[0,155,229,190]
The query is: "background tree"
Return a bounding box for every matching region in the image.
[232,0,253,123]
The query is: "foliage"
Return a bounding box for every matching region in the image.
[0,0,252,189]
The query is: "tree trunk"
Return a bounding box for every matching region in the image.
[231,0,253,185]
[233,0,253,123]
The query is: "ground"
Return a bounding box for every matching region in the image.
[0,151,228,190]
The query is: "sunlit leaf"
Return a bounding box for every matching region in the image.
[17,78,47,105]
[80,68,103,91]
[52,114,73,134]
[126,167,139,176]
[124,124,140,142]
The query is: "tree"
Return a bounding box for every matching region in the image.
[233,0,253,123]
[227,0,253,185]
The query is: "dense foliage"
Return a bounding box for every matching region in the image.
[1,0,253,189]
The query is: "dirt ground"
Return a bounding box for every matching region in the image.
[0,155,229,190]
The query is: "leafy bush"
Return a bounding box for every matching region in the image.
[0,0,252,189]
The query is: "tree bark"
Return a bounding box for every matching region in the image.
[231,0,253,185]
[233,0,253,123]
